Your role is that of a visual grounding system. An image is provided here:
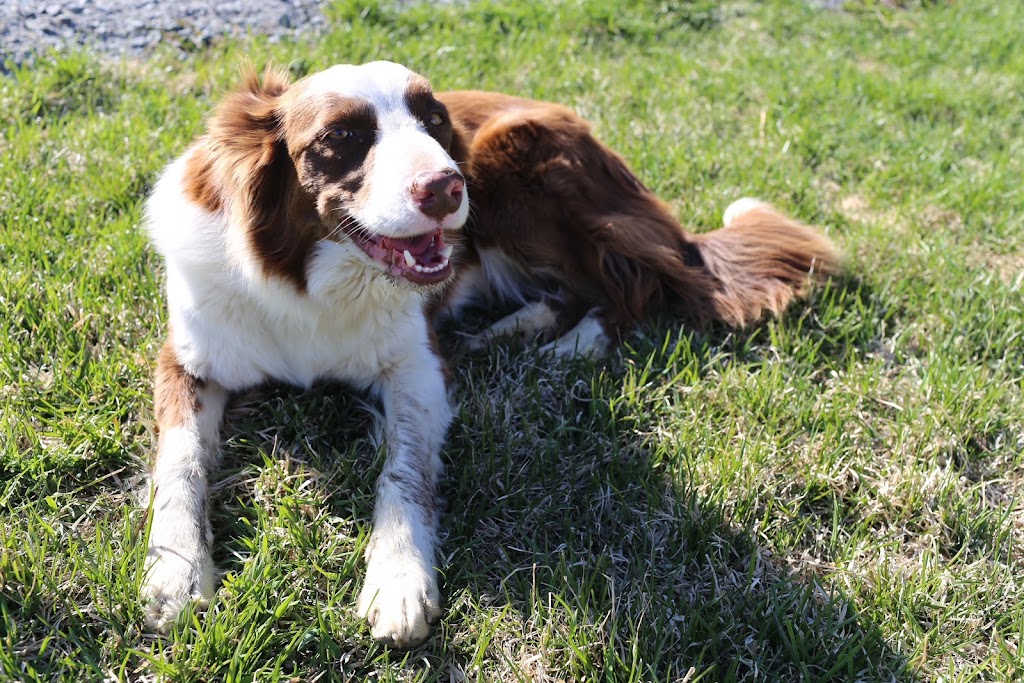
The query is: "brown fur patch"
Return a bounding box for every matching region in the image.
[287,95,379,222]
[182,143,222,214]
[404,75,458,155]
[187,64,321,290]
[154,339,205,431]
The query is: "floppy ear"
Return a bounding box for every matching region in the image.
[207,64,291,200]
[195,65,317,288]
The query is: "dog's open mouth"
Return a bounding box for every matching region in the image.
[348,226,454,285]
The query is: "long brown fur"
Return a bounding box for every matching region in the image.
[185,64,321,288]
[438,90,839,336]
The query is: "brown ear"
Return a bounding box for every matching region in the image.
[183,65,290,216]
[207,64,291,184]
[197,65,314,288]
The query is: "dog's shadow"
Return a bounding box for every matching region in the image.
[205,275,918,680]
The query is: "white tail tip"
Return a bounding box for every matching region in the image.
[723,197,770,227]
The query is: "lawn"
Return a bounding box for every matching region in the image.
[1,0,1022,680]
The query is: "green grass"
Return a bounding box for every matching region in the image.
[2,0,1023,680]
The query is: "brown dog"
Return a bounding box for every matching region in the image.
[436,89,838,354]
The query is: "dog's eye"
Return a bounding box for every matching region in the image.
[428,112,445,127]
[326,126,353,141]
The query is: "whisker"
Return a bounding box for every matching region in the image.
[326,214,360,241]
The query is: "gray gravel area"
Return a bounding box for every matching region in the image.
[1,0,329,66]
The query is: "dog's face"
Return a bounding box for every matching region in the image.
[195,62,469,291]
[279,62,468,287]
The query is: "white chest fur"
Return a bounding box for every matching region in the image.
[147,151,431,392]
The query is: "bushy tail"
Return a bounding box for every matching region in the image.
[684,198,841,327]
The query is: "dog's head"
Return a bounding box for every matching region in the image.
[187,61,469,291]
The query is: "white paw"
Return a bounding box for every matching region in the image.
[141,547,215,633]
[462,332,489,352]
[538,308,609,358]
[723,197,769,227]
[358,559,440,648]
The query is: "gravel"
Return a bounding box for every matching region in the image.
[0,0,330,67]
[1,2,847,71]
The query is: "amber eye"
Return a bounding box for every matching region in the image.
[326,126,353,140]
[428,112,444,126]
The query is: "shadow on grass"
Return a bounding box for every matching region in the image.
[439,379,918,681]
[426,273,918,681]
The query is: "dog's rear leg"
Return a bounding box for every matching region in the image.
[463,300,560,351]
[142,341,227,632]
[358,337,451,648]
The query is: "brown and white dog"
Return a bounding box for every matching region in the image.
[142,61,838,647]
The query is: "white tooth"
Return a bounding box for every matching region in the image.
[404,250,416,268]
[441,244,454,260]
[414,264,425,273]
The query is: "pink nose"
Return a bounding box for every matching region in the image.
[412,171,464,218]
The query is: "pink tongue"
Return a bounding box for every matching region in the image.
[382,231,443,256]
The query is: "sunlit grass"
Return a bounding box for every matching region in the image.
[2,1,1022,680]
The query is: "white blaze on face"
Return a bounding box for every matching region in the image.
[301,61,469,238]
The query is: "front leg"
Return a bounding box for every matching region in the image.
[358,345,452,648]
[142,340,227,632]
